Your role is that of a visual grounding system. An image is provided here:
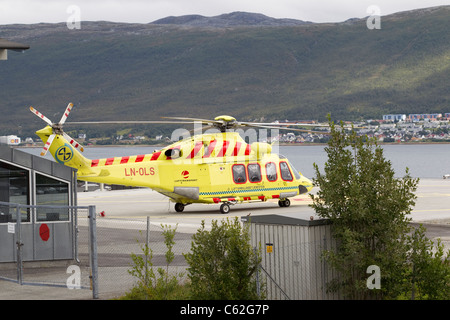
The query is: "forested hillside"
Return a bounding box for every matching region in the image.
[0,6,449,136]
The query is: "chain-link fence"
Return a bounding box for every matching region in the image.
[0,201,92,291]
[85,215,193,297]
[0,202,194,299]
[1,201,341,300]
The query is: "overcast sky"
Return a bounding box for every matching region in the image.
[0,0,449,25]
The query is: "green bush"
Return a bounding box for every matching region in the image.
[184,217,263,300]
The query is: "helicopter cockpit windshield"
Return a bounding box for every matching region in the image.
[279,154,301,180]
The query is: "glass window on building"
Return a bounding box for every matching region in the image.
[0,160,30,223]
[36,173,70,222]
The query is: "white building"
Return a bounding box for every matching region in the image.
[382,114,406,122]
[0,135,21,146]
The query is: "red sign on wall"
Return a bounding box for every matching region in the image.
[39,224,50,242]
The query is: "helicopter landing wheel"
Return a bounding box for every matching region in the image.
[174,203,185,212]
[220,203,231,214]
[278,199,291,208]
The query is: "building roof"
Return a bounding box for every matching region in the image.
[0,38,30,50]
[241,214,330,227]
[0,144,75,182]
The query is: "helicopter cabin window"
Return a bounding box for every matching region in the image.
[247,163,262,183]
[280,161,293,181]
[265,162,277,182]
[288,161,301,180]
[232,164,247,184]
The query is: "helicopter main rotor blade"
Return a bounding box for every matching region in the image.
[236,121,329,133]
[244,122,364,129]
[65,120,192,125]
[161,116,218,126]
[65,121,328,133]
[30,106,53,126]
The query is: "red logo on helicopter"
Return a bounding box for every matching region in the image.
[181,170,189,179]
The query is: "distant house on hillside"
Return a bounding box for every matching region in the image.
[408,113,442,121]
[382,114,406,122]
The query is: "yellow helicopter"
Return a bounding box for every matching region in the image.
[30,103,314,214]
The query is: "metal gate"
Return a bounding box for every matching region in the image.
[0,201,98,298]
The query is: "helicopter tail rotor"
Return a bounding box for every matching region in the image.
[40,133,55,156]
[30,103,85,156]
[30,106,52,126]
[59,103,74,125]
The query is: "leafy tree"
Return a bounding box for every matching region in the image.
[310,117,419,299]
[184,217,262,300]
[404,225,450,300]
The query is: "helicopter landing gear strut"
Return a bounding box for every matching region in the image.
[278,199,291,208]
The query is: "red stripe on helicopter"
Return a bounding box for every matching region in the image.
[135,155,145,162]
[213,198,221,203]
[151,151,161,161]
[120,156,129,164]
[245,144,251,156]
[217,141,230,157]
[258,196,265,201]
[187,141,203,159]
[91,159,99,167]
[243,197,251,201]
[272,195,280,199]
[232,142,242,156]
[203,139,217,158]
[105,158,114,165]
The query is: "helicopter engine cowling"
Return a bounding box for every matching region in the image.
[164,148,182,159]
[250,142,272,157]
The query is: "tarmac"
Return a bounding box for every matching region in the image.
[1,178,450,300]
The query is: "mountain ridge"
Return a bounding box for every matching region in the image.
[151,11,313,27]
[0,6,449,136]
